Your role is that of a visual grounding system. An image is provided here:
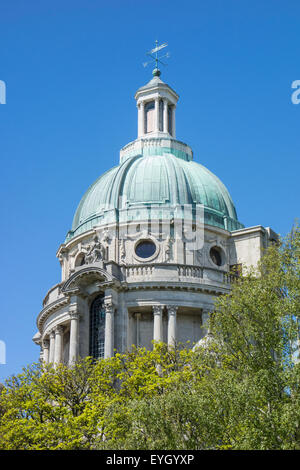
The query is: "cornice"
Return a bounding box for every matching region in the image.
[37,297,70,332]
[230,225,266,238]
[124,280,229,296]
[61,265,121,294]
[43,282,64,307]
[56,228,97,256]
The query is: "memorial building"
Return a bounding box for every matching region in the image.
[33,60,277,364]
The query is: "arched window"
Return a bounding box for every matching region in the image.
[210,246,223,266]
[89,294,105,359]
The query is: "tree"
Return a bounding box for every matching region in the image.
[0,345,192,450]
[109,225,300,450]
[206,224,300,449]
[0,226,299,450]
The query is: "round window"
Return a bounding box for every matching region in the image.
[135,240,156,259]
[210,246,223,266]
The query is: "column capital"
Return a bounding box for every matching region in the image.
[104,301,114,315]
[166,305,178,316]
[55,325,64,335]
[202,308,211,315]
[202,309,211,321]
[50,330,56,339]
[69,309,79,320]
[152,305,164,316]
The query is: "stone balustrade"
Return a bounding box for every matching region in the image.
[125,263,229,286]
[43,283,63,307]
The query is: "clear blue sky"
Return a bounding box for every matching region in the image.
[0,0,299,382]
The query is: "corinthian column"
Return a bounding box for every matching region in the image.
[153,305,164,343]
[163,99,168,133]
[138,102,145,137]
[69,310,79,365]
[54,325,63,365]
[155,97,160,133]
[104,301,114,359]
[49,330,55,364]
[167,305,178,347]
[172,105,176,137]
[42,339,49,364]
[201,309,210,337]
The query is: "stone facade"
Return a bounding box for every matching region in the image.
[33,71,277,364]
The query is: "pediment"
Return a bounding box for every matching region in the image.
[61,265,119,294]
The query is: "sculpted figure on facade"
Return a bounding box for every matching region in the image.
[58,253,64,266]
[84,235,105,264]
[34,62,277,369]
[101,228,111,247]
[164,235,174,262]
[196,248,204,264]
[120,239,126,263]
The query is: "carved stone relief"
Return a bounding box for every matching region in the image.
[84,235,106,264]
[164,235,174,262]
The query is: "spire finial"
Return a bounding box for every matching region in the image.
[143,40,170,78]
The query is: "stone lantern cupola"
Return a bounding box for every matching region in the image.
[135,69,179,139]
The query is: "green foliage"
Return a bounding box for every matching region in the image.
[0,225,299,450]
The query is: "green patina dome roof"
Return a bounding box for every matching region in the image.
[66,144,244,241]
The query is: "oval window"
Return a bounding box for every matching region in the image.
[210,246,223,266]
[135,240,156,259]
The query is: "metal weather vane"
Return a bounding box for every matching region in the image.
[143,40,170,76]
